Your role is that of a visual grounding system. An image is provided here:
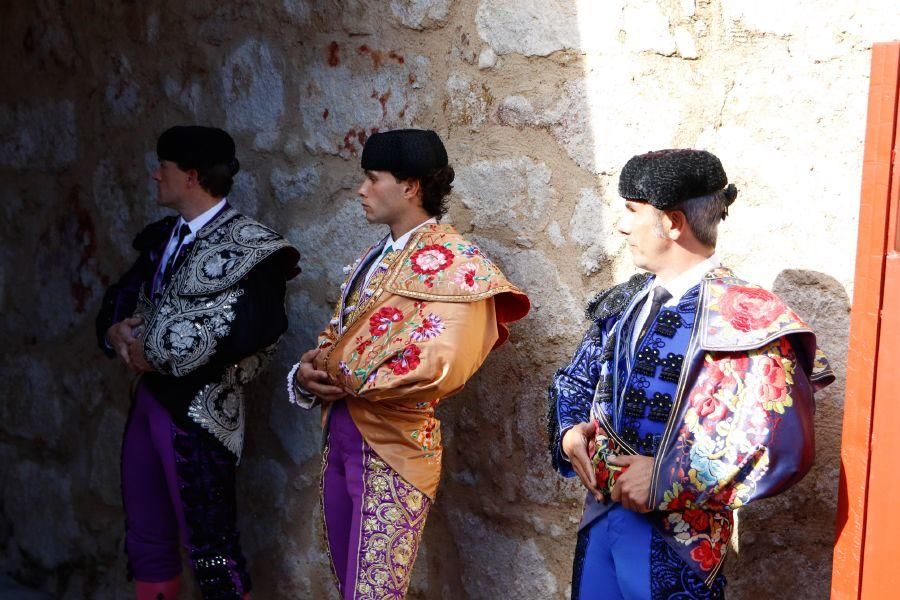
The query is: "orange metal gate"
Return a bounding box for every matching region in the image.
[832,41,900,599]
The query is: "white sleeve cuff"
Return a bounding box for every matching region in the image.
[286,362,319,409]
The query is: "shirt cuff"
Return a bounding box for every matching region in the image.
[553,424,578,477]
[286,362,319,409]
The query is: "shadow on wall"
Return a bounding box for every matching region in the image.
[723,268,850,599]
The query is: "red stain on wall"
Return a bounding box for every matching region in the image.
[356,44,384,70]
[322,108,329,120]
[341,128,359,155]
[377,90,391,118]
[327,41,340,66]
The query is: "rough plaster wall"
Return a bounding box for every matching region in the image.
[0,0,895,598]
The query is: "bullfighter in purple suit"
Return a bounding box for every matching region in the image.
[96,126,299,600]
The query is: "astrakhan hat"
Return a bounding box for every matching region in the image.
[618,149,737,210]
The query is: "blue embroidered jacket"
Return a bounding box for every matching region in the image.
[548,268,835,586]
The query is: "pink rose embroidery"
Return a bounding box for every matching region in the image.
[453,263,479,293]
[718,287,784,332]
[410,245,454,275]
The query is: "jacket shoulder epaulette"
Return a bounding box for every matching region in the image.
[132,216,177,252]
[586,272,652,323]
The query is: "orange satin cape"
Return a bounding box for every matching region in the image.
[315,223,530,500]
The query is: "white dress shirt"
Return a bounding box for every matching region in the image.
[629,253,720,355]
[159,198,228,271]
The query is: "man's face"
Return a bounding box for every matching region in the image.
[617,200,670,273]
[357,170,412,225]
[152,160,190,208]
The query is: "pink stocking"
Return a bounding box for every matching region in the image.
[135,577,180,600]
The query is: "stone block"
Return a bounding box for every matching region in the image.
[222,39,285,151]
[390,0,453,30]
[104,55,142,120]
[89,409,127,507]
[4,461,79,569]
[299,43,431,158]
[475,0,579,56]
[454,157,556,235]
[448,509,558,597]
[271,164,321,205]
[0,101,77,171]
[444,72,491,131]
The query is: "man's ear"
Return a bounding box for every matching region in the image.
[404,178,422,202]
[182,168,199,189]
[665,210,687,240]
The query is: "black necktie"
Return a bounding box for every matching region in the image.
[161,224,191,289]
[636,286,672,344]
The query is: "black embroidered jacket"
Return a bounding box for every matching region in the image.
[96,205,300,456]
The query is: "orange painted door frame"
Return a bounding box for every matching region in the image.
[832,42,900,599]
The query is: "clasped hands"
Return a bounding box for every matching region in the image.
[561,421,654,513]
[294,348,348,402]
[106,317,154,373]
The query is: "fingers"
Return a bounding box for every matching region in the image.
[300,347,321,363]
[589,419,607,438]
[125,316,143,326]
[117,345,132,366]
[571,446,603,502]
[303,379,346,397]
[607,454,636,467]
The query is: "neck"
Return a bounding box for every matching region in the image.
[178,196,221,222]
[387,210,432,241]
[651,247,714,285]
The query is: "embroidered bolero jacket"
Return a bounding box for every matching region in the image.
[548,267,835,585]
[295,223,530,500]
[98,206,300,458]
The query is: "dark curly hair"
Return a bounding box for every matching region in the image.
[181,159,239,198]
[391,164,455,218]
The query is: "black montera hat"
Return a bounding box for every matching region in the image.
[156,126,239,175]
[618,149,737,210]
[361,129,448,177]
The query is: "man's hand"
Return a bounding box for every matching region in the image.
[296,348,347,402]
[609,454,654,513]
[562,422,604,502]
[106,317,143,366]
[127,337,154,373]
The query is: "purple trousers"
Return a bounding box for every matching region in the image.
[121,380,251,599]
[322,401,430,599]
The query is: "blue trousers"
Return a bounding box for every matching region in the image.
[572,506,725,600]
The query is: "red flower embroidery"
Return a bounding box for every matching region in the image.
[387,344,421,376]
[355,339,372,354]
[690,539,721,571]
[368,306,404,337]
[664,487,696,511]
[718,286,785,333]
[410,244,454,275]
[708,486,738,511]
[694,393,729,423]
[683,509,711,532]
[755,355,789,406]
[595,458,612,492]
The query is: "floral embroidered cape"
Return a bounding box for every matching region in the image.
[550,268,834,585]
[317,223,530,499]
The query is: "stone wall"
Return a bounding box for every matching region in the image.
[1,1,895,598]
